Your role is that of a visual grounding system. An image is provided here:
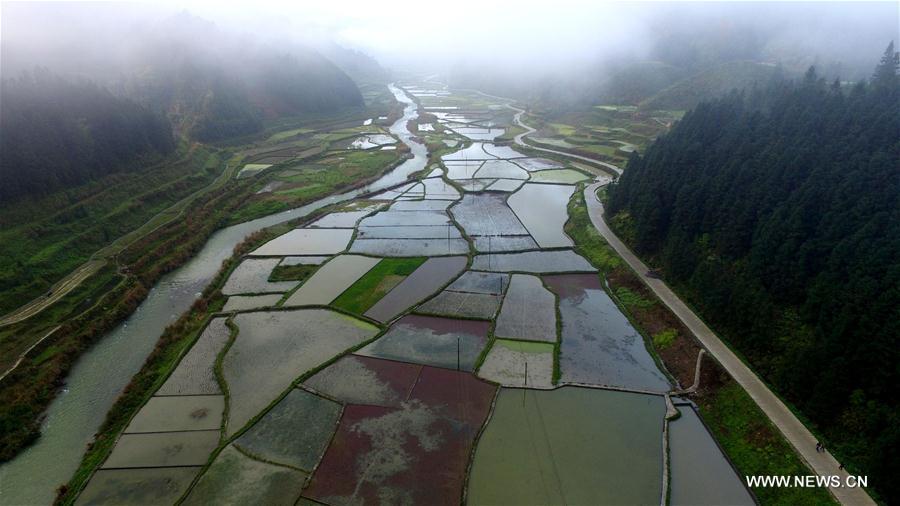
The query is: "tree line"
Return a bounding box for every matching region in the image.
[607,43,899,502]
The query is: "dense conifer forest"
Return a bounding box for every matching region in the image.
[0,70,176,203]
[607,44,899,502]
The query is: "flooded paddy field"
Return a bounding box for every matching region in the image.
[507,183,576,248]
[102,431,220,468]
[75,467,199,505]
[545,274,670,392]
[445,161,484,179]
[279,255,329,265]
[459,178,497,192]
[494,274,557,342]
[472,249,596,273]
[529,168,591,184]
[467,387,664,505]
[235,388,341,471]
[477,339,555,388]
[418,290,501,319]
[357,224,460,239]
[513,157,565,171]
[359,210,451,227]
[304,366,495,506]
[182,445,307,506]
[350,237,469,256]
[284,255,379,306]
[250,228,353,256]
[389,199,454,211]
[157,318,230,396]
[309,209,377,228]
[451,193,529,236]
[472,235,537,252]
[221,258,298,295]
[669,406,755,506]
[222,294,283,312]
[124,395,224,433]
[304,355,422,407]
[485,178,525,192]
[475,159,529,179]
[357,314,489,371]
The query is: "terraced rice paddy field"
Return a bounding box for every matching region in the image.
[73,82,752,505]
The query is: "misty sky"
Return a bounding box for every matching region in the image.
[2,1,898,75]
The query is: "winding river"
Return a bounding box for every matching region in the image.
[0,84,424,506]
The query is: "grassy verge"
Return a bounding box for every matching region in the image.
[564,189,622,274]
[698,375,836,506]
[332,257,427,314]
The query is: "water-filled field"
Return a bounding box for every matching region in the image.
[669,406,756,505]
[507,183,575,248]
[235,389,341,471]
[467,387,664,505]
[284,255,380,306]
[221,258,298,295]
[472,249,595,273]
[494,274,558,342]
[182,445,307,506]
[477,339,555,388]
[156,318,230,396]
[358,315,489,371]
[304,367,495,505]
[545,274,670,392]
[250,228,353,256]
[451,193,529,236]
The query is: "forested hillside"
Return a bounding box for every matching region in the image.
[607,45,899,502]
[0,70,175,203]
[118,15,364,143]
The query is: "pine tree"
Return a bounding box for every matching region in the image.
[872,41,899,88]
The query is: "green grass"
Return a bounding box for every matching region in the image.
[549,122,578,137]
[564,190,622,274]
[332,257,426,314]
[697,381,838,506]
[267,128,313,143]
[268,264,317,283]
[614,287,654,309]
[651,329,677,349]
